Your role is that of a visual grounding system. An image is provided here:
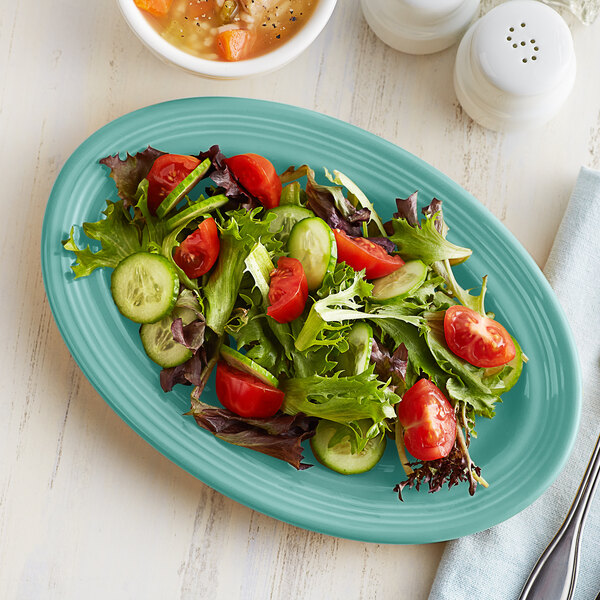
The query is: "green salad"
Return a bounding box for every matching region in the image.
[64,145,525,499]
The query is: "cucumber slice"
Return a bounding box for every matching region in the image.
[156,158,211,218]
[267,205,313,242]
[164,194,228,232]
[220,345,279,387]
[337,322,373,376]
[371,260,428,303]
[288,217,337,291]
[310,420,387,475]
[484,337,524,395]
[111,252,179,324]
[139,307,196,368]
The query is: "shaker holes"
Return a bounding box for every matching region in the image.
[507,25,539,63]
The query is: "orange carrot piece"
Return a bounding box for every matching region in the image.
[134,0,174,18]
[217,29,252,62]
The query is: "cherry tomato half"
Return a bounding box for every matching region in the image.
[224,153,282,209]
[267,257,308,324]
[332,229,405,279]
[444,305,516,368]
[215,361,285,418]
[147,154,200,215]
[173,217,220,279]
[397,379,456,461]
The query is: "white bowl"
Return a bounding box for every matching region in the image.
[116,0,338,79]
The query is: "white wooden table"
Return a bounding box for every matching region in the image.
[2,1,599,598]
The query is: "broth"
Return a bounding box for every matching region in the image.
[138,0,319,61]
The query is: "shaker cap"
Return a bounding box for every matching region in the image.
[453,0,576,131]
[472,0,574,97]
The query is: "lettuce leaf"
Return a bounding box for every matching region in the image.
[281,367,398,452]
[228,304,287,376]
[323,168,387,236]
[99,147,164,209]
[159,291,213,393]
[204,209,282,335]
[189,400,317,470]
[160,350,206,393]
[62,199,142,277]
[281,165,370,236]
[295,265,426,354]
[370,339,408,393]
[294,269,372,351]
[197,145,261,211]
[433,260,488,315]
[389,196,488,314]
[394,438,484,499]
[390,211,472,265]
[393,192,419,226]
[377,319,447,388]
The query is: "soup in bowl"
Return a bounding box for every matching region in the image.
[118,0,337,78]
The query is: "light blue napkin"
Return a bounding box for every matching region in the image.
[429,167,600,600]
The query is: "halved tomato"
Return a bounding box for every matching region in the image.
[444,305,516,368]
[225,153,282,209]
[267,257,308,324]
[397,379,456,461]
[215,361,285,418]
[173,217,220,279]
[147,154,200,215]
[333,229,404,279]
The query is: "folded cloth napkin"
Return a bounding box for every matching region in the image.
[429,166,600,600]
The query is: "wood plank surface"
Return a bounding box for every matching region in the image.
[1,0,599,598]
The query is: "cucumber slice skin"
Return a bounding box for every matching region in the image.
[267,205,313,242]
[220,345,279,387]
[110,252,179,324]
[370,260,428,303]
[337,322,374,376]
[140,307,195,368]
[156,158,211,219]
[310,420,387,475]
[288,217,337,291]
[164,194,228,232]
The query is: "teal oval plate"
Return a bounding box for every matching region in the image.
[41,98,581,544]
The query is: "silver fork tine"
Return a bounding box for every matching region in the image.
[518,431,600,600]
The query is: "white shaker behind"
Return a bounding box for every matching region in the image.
[454,0,576,131]
[361,0,481,55]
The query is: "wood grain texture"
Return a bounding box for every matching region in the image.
[1,1,599,598]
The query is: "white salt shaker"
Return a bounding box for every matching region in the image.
[454,0,576,131]
[360,0,481,55]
